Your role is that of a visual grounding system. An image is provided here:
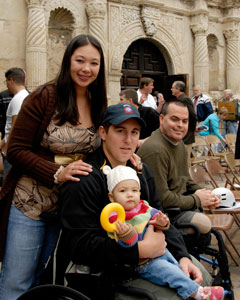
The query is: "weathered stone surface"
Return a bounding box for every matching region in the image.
[0,0,240,100]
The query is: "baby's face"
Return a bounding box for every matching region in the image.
[112,180,140,211]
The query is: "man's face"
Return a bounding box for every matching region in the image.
[160,103,189,143]
[219,114,228,121]
[119,94,131,104]
[193,88,201,97]
[224,92,231,100]
[99,119,141,167]
[6,78,14,95]
[171,83,179,97]
[144,82,154,94]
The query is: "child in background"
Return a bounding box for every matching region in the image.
[102,165,224,300]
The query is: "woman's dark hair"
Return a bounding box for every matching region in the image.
[54,34,107,128]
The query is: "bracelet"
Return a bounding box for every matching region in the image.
[54,165,65,184]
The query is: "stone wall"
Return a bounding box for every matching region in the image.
[0,0,240,103]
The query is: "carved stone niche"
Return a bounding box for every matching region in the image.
[47,8,74,81]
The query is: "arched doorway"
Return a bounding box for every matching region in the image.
[121,39,188,100]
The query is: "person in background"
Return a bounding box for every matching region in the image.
[102,165,224,300]
[119,88,159,147]
[221,89,239,136]
[171,81,197,145]
[198,107,229,153]
[192,85,213,123]
[137,77,158,110]
[0,89,12,139]
[0,34,107,300]
[0,68,29,179]
[0,90,12,185]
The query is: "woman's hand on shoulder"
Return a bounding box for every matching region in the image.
[130,153,143,170]
[57,160,93,183]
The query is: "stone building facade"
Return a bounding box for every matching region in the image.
[0,0,240,104]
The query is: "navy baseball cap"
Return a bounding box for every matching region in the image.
[102,103,145,127]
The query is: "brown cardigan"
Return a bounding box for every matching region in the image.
[0,84,60,261]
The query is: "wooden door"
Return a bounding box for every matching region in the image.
[121,39,189,101]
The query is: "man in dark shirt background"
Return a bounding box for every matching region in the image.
[0,89,12,139]
[119,89,159,147]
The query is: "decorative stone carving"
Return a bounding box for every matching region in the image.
[25,0,44,6]
[223,27,240,92]
[86,0,107,54]
[141,5,161,19]
[223,28,239,41]
[47,8,74,81]
[26,8,46,48]
[86,0,106,19]
[141,18,157,37]
[3,0,240,101]
[191,14,209,91]
[111,45,121,70]
[25,1,47,91]
[109,5,120,40]
[191,19,208,35]
[121,7,139,28]
[140,6,159,37]
[43,0,82,26]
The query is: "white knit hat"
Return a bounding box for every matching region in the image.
[103,165,140,193]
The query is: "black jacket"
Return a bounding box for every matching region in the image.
[138,105,160,139]
[178,94,197,144]
[60,147,190,272]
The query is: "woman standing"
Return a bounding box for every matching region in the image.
[0,34,107,300]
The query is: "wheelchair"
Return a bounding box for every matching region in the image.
[17,284,91,300]
[165,207,234,300]
[29,213,234,300]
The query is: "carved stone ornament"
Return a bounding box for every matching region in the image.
[86,0,106,18]
[141,18,157,36]
[25,0,44,6]
[140,6,159,37]
[223,28,239,40]
[191,14,208,35]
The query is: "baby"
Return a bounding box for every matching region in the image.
[103,165,224,300]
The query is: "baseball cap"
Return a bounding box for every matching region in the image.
[102,103,145,127]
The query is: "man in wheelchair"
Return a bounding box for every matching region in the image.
[59,103,216,300]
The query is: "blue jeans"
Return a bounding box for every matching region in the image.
[219,120,238,151]
[137,249,199,299]
[222,120,238,136]
[0,205,60,300]
[2,155,11,180]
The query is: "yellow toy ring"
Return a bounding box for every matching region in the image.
[100,203,126,232]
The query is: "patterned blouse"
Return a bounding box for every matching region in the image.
[12,120,101,220]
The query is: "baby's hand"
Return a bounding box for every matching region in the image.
[114,220,129,235]
[149,211,169,227]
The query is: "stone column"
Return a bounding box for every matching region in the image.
[25,0,47,91]
[86,0,107,55]
[191,17,209,92]
[223,28,240,93]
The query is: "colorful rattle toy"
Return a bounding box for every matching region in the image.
[100,203,125,232]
